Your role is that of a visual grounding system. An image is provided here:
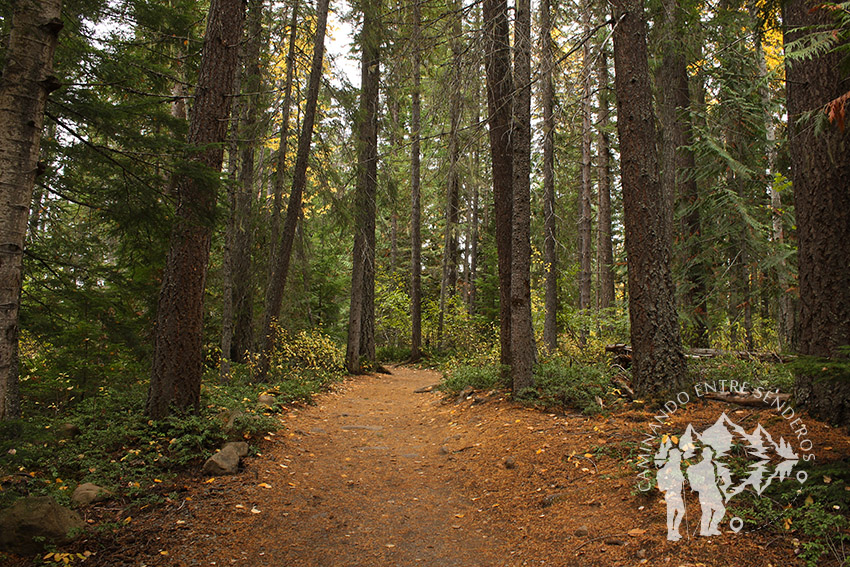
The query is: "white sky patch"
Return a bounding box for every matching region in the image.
[327,0,360,89]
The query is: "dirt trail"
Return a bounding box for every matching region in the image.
[77,367,850,566]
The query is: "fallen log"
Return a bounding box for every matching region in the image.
[604,344,795,366]
[703,391,792,408]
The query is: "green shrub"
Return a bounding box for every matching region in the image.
[689,354,794,392]
[531,359,620,414]
[440,363,506,394]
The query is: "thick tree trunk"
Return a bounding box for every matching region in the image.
[785,0,850,425]
[230,0,265,362]
[346,0,381,373]
[510,0,535,391]
[541,0,558,350]
[410,0,422,361]
[0,0,63,420]
[438,1,464,346]
[147,0,245,419]
[611,0,686,396]
[595,46,615,312]
[483,0,514,378]
[656,0,708,347]
[256,0,329,380]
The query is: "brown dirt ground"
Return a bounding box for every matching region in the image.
[11,367,850,566]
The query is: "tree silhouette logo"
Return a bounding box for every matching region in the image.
[655,412,802,541]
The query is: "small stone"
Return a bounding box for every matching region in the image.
[455,386,474,403]
[541,493,566,508]
[637,549,647,559]
[603,538,626,546]
[258,393,275,407]
[223,441,249,458]
[203,442,247,475]
[71,483,112,506]
[575,525,589,537]
[414,384,438,393]
[503,456,516,469]
[439,445,451,455]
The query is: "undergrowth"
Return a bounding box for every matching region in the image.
[0,326,346,511]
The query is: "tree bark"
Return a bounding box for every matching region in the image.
[438,0,464,347]
[656,0,708,346]
[147,0,246,418]
[255,0,329,380]
[346,0,381,373]
[410,0,422,361]
[785,0,850,425]
[541,0,558,351]
[230,0,265,362]
[595,46,615,312]
[0,0,63,420]
[510,0,535,391]
[267,0,300,278]
[611,0,686,396]
[483,0,514,378]
[578,5,593,326]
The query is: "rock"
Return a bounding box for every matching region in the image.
[503,456,516,469]
[0,496,85,555]
[472,395,488,404]
[223,441,249,458]
[637,549,647,559]
[340,425,383,431]
[603,538,626,546]
[57,422,81,440]
[574,525,589,537]
[414,384,439,393]
[202,442,248,475]
[258,393,276,407]
[439,445,451,455]
[71,483,111,506]
[541,493,566,508]
[220,409,245,436]
[455,386,474,403]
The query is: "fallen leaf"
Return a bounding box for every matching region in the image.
[251,506,262,514]
[258,483,272,489]
[628,528,646,537]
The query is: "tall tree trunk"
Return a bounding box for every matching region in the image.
[267,0,300,277]
[438,0,464,347]
[220,70,242,381]
[346,0,381,373]
[510,0,535,391]
[785,0,850,425]
[541,0,558,351]
[578,5,593,327]
[595,46,615,312]
[409,0,422,361]
[256,0,329,380]
[147,0,246,419]
[231,0,265,362]
[656,0,708,347]
[755,32,791,351]
[483,0,514,379]
[611,0,686,396]
[0,0,63,420]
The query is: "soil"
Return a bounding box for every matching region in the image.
[10,367,850,566]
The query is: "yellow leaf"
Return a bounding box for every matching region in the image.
[824,476,832,484]
[671,436,679,445]
[258,483,272,489]
[123,516,132,524]
[154,478,162,483]
[160,550,169,556]
[43,553,54,560]
[783,517,792,530]
[628,528,646,536]
[805,495,814,505]
[205,477,216,484]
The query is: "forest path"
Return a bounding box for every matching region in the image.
[156,367,515,566]
[87,367,824,567]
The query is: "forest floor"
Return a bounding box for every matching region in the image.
[26,367,850,566]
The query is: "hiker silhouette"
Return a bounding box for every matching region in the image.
[656,447,685,541]
[686,446,726,536]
